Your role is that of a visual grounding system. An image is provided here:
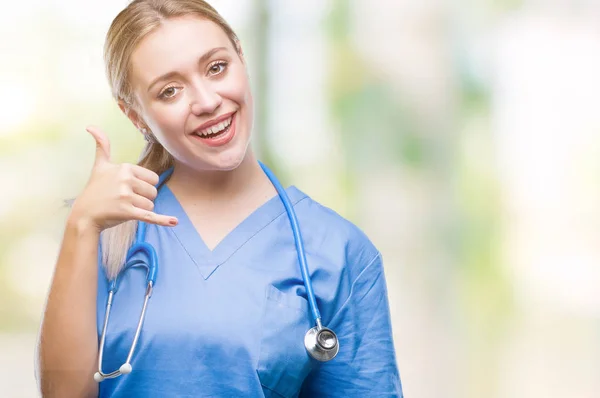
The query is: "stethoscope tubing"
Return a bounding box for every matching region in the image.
[258,161,321,323]
[96,161,336,382]
[134,162,322,323]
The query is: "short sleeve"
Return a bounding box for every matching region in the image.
[299,253,403,397]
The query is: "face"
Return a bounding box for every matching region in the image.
[125,16,253,171]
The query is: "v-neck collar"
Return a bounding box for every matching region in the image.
[154,185,308,280]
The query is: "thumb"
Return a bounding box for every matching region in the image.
[86,125,111,166]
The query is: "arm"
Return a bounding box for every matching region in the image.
[35,215,100,398]
[300,253,403,397]
[35,126,177,397]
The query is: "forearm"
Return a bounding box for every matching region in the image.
[37,215,101,397]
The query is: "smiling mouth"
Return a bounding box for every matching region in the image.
[193,114,234,139]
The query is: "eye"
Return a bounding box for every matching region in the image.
[208,60,228,76]
[158,85,181,100]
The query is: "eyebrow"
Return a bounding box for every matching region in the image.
[146,46,229,93]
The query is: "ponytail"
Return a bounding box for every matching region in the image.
[100,142,173,280]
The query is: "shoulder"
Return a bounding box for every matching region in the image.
[290,187,380,274]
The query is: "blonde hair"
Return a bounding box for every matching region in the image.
[101,0,239,279]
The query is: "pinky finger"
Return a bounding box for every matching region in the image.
[131,208,178,227]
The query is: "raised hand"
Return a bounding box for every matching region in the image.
[69,126,178,231]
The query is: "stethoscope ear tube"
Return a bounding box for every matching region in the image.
[94,245,157,382]
[94,279,153,382]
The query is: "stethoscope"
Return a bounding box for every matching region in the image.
[94,161,339,382]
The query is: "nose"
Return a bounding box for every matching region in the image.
[189,80,222,115]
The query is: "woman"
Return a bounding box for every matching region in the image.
[36,0,403,397]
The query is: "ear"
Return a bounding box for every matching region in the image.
[118,98,146,134]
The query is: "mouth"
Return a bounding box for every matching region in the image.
[190,111,237,147]
[192,112,234,138]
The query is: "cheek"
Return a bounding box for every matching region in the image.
[146,105,187,136]
[223,68,251,105]
[221,72,254,130]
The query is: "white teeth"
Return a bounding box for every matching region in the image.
[197,116,232,136]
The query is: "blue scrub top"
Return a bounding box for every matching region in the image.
[96,183,403,397]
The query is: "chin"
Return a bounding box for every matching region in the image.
[207,149,248,171]
[184,125,252,172]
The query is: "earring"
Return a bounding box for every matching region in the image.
[141,127,156,144]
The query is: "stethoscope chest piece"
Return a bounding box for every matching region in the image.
[304,326,339,362]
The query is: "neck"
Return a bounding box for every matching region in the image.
[166,150,273,205]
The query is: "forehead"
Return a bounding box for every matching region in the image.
[129,16,233,88]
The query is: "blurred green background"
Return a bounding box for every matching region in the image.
[2,0,600,397]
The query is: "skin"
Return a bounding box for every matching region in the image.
[36,16,274,397]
